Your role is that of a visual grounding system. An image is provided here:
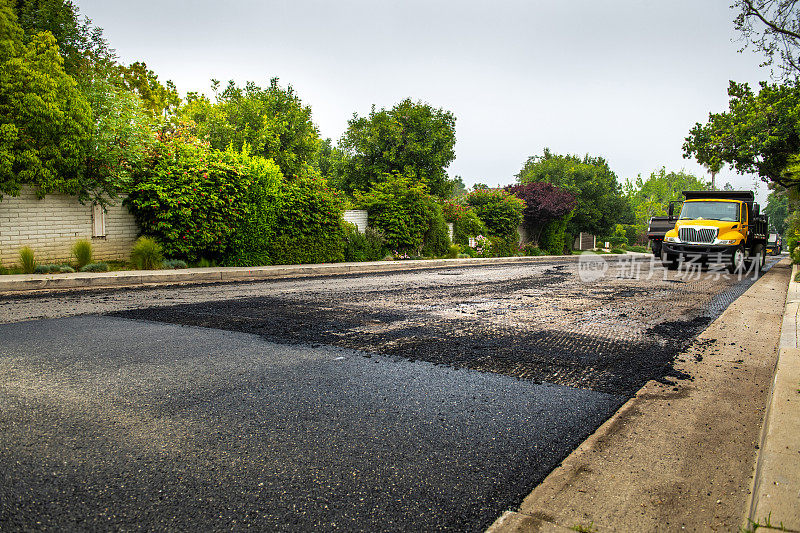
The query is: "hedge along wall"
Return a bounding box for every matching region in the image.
[0,186,138,267]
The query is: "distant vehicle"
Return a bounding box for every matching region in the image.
[661,190,768,273]
[647,215,678,257]
[766,233,782,255]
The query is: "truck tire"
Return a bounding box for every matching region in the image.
[651,241,662,257]
[728,246,746,274]
[661,250,679,270]
[752,243,766,272]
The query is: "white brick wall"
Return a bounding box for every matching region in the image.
[0,186,139,267]
[343,209,368,233]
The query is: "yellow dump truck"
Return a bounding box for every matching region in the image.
[660,190,768,273]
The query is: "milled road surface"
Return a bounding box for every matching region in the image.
[0,257,781,531]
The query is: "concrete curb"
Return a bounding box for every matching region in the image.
[0,252,653,293]
[746,263,800,532]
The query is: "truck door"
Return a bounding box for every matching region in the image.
[741,202,749,244]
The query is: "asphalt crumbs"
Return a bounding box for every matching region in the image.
[0,316,623,532]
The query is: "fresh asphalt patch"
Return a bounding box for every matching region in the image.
[0,316,622,532]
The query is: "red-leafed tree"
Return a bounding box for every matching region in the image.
[506,182,576,243]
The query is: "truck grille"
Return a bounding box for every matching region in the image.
[679,227,717,243]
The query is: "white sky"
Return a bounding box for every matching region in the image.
[73,0,772,203]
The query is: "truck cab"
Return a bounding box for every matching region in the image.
[661,190,768,272]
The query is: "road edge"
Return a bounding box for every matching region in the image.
[745,262,800,532]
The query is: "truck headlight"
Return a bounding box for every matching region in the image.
[665,236,680,243]
[714,239,738,245]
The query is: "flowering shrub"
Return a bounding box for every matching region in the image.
[463,188,525,244]
[441,199,486,246]
[127,134,279,263]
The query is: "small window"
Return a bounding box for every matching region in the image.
[92,203,106,237]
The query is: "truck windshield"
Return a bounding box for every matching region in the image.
[679,201,739,222]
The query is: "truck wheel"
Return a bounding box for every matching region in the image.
[661,251,679,270]
[753,244,766,271]
[728,246,746,274]
[651,242,662,257]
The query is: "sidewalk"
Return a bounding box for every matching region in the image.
[746,263,800,532]
[0,252,652,293]
[487,258,797,533]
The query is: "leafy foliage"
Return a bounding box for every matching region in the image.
[0,4,91,199]
[463,188,525,243]
[127,134,282,263]
[506,182,576,244]
[355,173,444,253]
[342,224,387,262]
[624,168,709,234]
[338,98,457,198]
[684,81,800,187]
[539,213,573,255]
[182,78,319,178]
[516,149,632,236]
[764,186,790,234]
[113,61,180,119]
[79,261,108,272]
[441,200,487,246]
[267,174,346,265]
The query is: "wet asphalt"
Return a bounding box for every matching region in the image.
[0,315,622,532]
[0,258,780,531]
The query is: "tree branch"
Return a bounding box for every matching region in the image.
[743,0,800,41]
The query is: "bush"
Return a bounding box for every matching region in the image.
[608,224,628,248]
[792,246,800,265]
[446,244,460,258]
[80,262,109,272]
[343,224,387,262]
[609,248,627,254]
[463,188,525,243]
[519,243,546,256]
[130,237,164,270]
[267,175,346,265]
[127,136,282,264]
[59,265,75,273]
[162,259,188,269]
[422,206,451,257]
[19,246,35,274]
[34,264,53,274]
[72,239,93,268]
[539,214,572,255]
[441,200,487,246]
[195,258,216,268]
[355,173,437,254]
[627,245,647,253]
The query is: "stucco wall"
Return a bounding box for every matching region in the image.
[0,187,138,267]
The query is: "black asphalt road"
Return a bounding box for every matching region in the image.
[0,316,622,532]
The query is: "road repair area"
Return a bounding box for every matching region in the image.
[0,255,793,531]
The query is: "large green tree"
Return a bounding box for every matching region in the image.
[764,185,790,233]
[684,81,800,188]
[182,78,319,178]
[338,98,457,198]
[0,1,91,199]
[516,149,633,237]
[625,168,709,233]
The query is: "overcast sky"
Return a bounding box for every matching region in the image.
[74,0,772,201]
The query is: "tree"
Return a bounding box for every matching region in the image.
[182,78,320,178]
[13,0,115,82]
[113,61,180,119]
[505,182,576,243]
[516,149,633,237]
[683,81,800,188]
[624,168,709,234]
[0,2,91,199]
[733,0,800,80]
[338,98,457,198]
[764,185,790,233]
[80,75,156,204]
[462,188,525,243]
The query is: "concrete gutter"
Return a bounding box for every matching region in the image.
[746,263,800,532]
[0,252,652,293]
